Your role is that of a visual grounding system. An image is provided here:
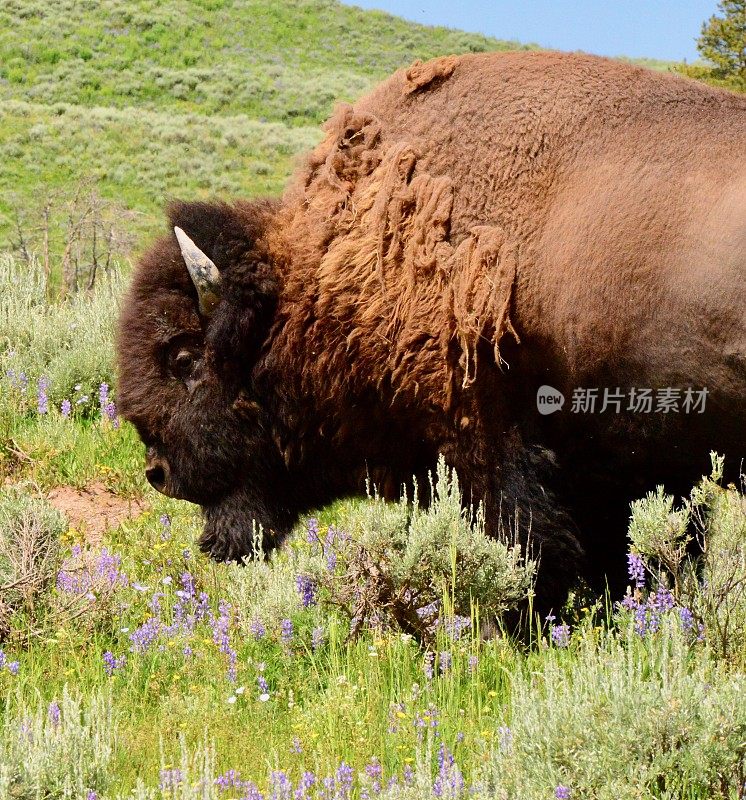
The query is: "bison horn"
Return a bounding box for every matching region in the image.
[174,226,222,317]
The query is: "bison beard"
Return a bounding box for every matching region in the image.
[117,50,746,621]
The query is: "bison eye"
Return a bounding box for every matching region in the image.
[171,348,201,388]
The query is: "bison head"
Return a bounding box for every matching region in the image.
[117,199,304,560]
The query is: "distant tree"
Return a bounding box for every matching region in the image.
[697,0,746,80]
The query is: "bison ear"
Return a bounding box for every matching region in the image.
[205,245,280,373]
[167,200,244,269]
[167,200,279,368]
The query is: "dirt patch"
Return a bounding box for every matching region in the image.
[47,482,149,545]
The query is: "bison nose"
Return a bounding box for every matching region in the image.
[145,454,173,496]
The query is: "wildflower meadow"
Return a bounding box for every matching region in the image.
[0,253,745,799]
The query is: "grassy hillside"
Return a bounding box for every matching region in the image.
[0,0,533,258]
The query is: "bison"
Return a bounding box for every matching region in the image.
[117,51,746,615]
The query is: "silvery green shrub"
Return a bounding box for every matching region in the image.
[308,456,535,642]
[0,687,115,799]
[0,485,65,640]
[627,454,746,662]
[481,622,746,800]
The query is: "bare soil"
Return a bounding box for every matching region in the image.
[47,482,149,544]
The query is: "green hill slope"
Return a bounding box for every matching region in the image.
[0,0,535,259]
[0,0,707,268]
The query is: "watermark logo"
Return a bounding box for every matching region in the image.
[536,385,565,415]
[536,386,708,415]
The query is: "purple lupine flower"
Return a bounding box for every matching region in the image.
[160,768,184,790]
[17,371,29,392]
[195,591,210,621]
[280,618,293,649]
[0,651,5,669]
[179,571,195,599]
[679,606,695,633]
[215,768,245,790]
[439,651,452,674]
[336,763,354,800]
[424,651,435,680]
[440,615,471,640]
[257,674,269,698]
[7,661,19,675]
[149,591,165,615]
[620,593,637,611]
[320,776,336,800]
[627,552,646,588]
[37,376,49,414]
[433,743,464,798]
[403,766,415,786]
[418,601,439,621]
[551,623,571,648]
[104,401,119,427]
[87,793,98,800]
[129,617,161,653]
[365,759,382,794]
[243,782,264,800]
[160,514,171,539]
[270,770,292,800]
[555,786,571,799]
[311,626,325,651]
[212,600,237,682]
[326,549,337,572]
[306,518,319,545]
[103,651,126,676]
[291,737,302,754]
[296,574,317,608]
[98,382,109,411]
[47,701,61,727]
[56,547,128,595]
[650,586,675,612]
[249,617,266,640]
[497,725,512,752]
[295,771,316,800]
[61,399,72,418]
[468,654,478,674]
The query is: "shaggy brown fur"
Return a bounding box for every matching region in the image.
[117,51,746,616]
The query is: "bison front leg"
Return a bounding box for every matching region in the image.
[485,435,587,625]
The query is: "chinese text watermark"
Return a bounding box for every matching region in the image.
[536,385,708,416]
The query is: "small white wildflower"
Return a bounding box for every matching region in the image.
[120,627,129,633]
[227,695,237,705]
[259,693,270,702]
[162,576,172,585]
[235,686,245,695]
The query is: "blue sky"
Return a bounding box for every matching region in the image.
[341,1,718,62]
